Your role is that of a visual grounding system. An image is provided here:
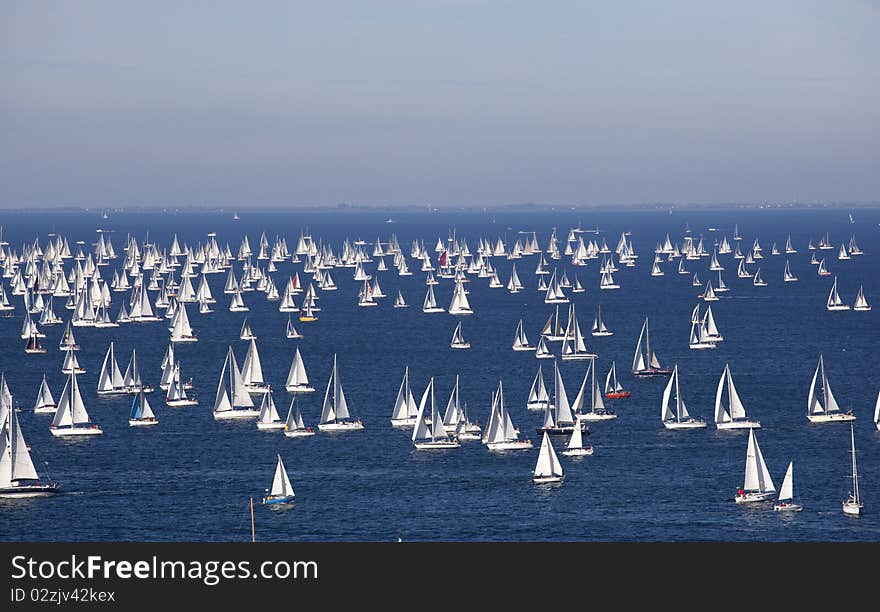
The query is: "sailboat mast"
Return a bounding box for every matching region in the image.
[851,425,859,503]
[645,319,652,367]
[250,497,255,542]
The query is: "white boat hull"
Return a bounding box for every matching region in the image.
[283,428,316,438]
[50,425,103,436]
[512,346,536,351]
[450,343,471,349]
[129,418,159,427]
[390,418,417,428]
[716,420,762,430]
[257,422,286,430]
[414,440,461,449]
[663,419,707,430]
[457,431,481,441]
[561,353,598,361]
[577,412,617,422]
[487,440,533,451]
[527,400,550,411]
[774,502,803,512]
[318,421,365,432]
[562,447,594,456]
[735,491,776,504]
[807,413,856,423]
[826,306,850,311]
[843,500,863,516]
[591,331,614,337]
[533,475,564,483]
[285,385,315,393]
[166,399,198,407]
[213,409,260,420]
[33,406,58,414]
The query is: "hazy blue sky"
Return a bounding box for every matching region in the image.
[2,1,878,208]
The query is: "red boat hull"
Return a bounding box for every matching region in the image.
[605,392,631,399]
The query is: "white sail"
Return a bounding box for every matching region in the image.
[743,429,775,493]
[534,432,563,479]
[270,454,294,498]
[257,392,281,424]
[778,461,795,502]
[241,339,265,386]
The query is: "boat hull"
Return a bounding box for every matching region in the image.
[604,391,630,399]
[318,421,365,432]
[129,418,159,427]
[33,406,58,414]
[0,483,60,498]
[512,346,535,351]
[213,409,260,420]
[285,385,315,393]
[262,495,294,505]
[773,502,803,512]
[50,425,103,437]
[256,421,286,430]
[633,369,673,378]
[414,440,461,449]
[807,413,856,423]
[487,440,533,451]
[663,420,707,430]
[577,412,617,422]
[562,447,594,457]
[735,491,776,504]
[166,399,198,407]
[533,475,564,483]
[716,420,762,430]
[283,428,316,438]
[390,418,417,428]
[843,500,863,516]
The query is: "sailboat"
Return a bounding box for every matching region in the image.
[165,363,198,407]
[256,391,285,430]
[212,346,260,420]
[261,454,295,505]
[441,375,481,439]
[284,348,315,393]
[24,331,47,354]
[483,380,532,450]
[842,423,863,516]
[283,395,315,437]
[853,286,871,311]
[128,390,159,427]
[0,410,60,497]
[826,277,850,311]
[412,378,460,449]
[448,281,473,315]
[591,304,613,337]
[714,364,761,429]
[560,306,596,360]
[783,260,798,282]
[573,359,617,422]
[533,432,564,483]
[632,318,672,377]
[285,315,303,339]
[241,339,270,395]
[422,284,445,313]
[752,267,767,286]
[61,349,85,374]
[390,367,419,428]
[661,365,706,429]
[561,416,593,457]
[817,258,831,277]
[526,365,551,411]
[96,342,127,397]
[603,362,630,399]
[734,429,776,503]
[393,290,408,308]
[169,301,197,342]
[239,318,256,340]
[534,335,553,359]
[450,321,470,349]
[318,355,365,431]
[512,319,535,351]
[58,321,79,351]
[298,300,318,322]
[807,355,855,423]
[32,375,57,414]
[773,461,803,512]
[50,371,103,436]
[538,361,581,434]
[701,280,719,301]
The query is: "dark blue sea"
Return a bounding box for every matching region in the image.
[1,208,878,541]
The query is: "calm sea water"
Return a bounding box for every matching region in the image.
[1,208,878,542]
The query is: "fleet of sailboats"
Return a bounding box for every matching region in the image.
[2,220,874,524]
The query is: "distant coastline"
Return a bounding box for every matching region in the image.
[0,201,878,214]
